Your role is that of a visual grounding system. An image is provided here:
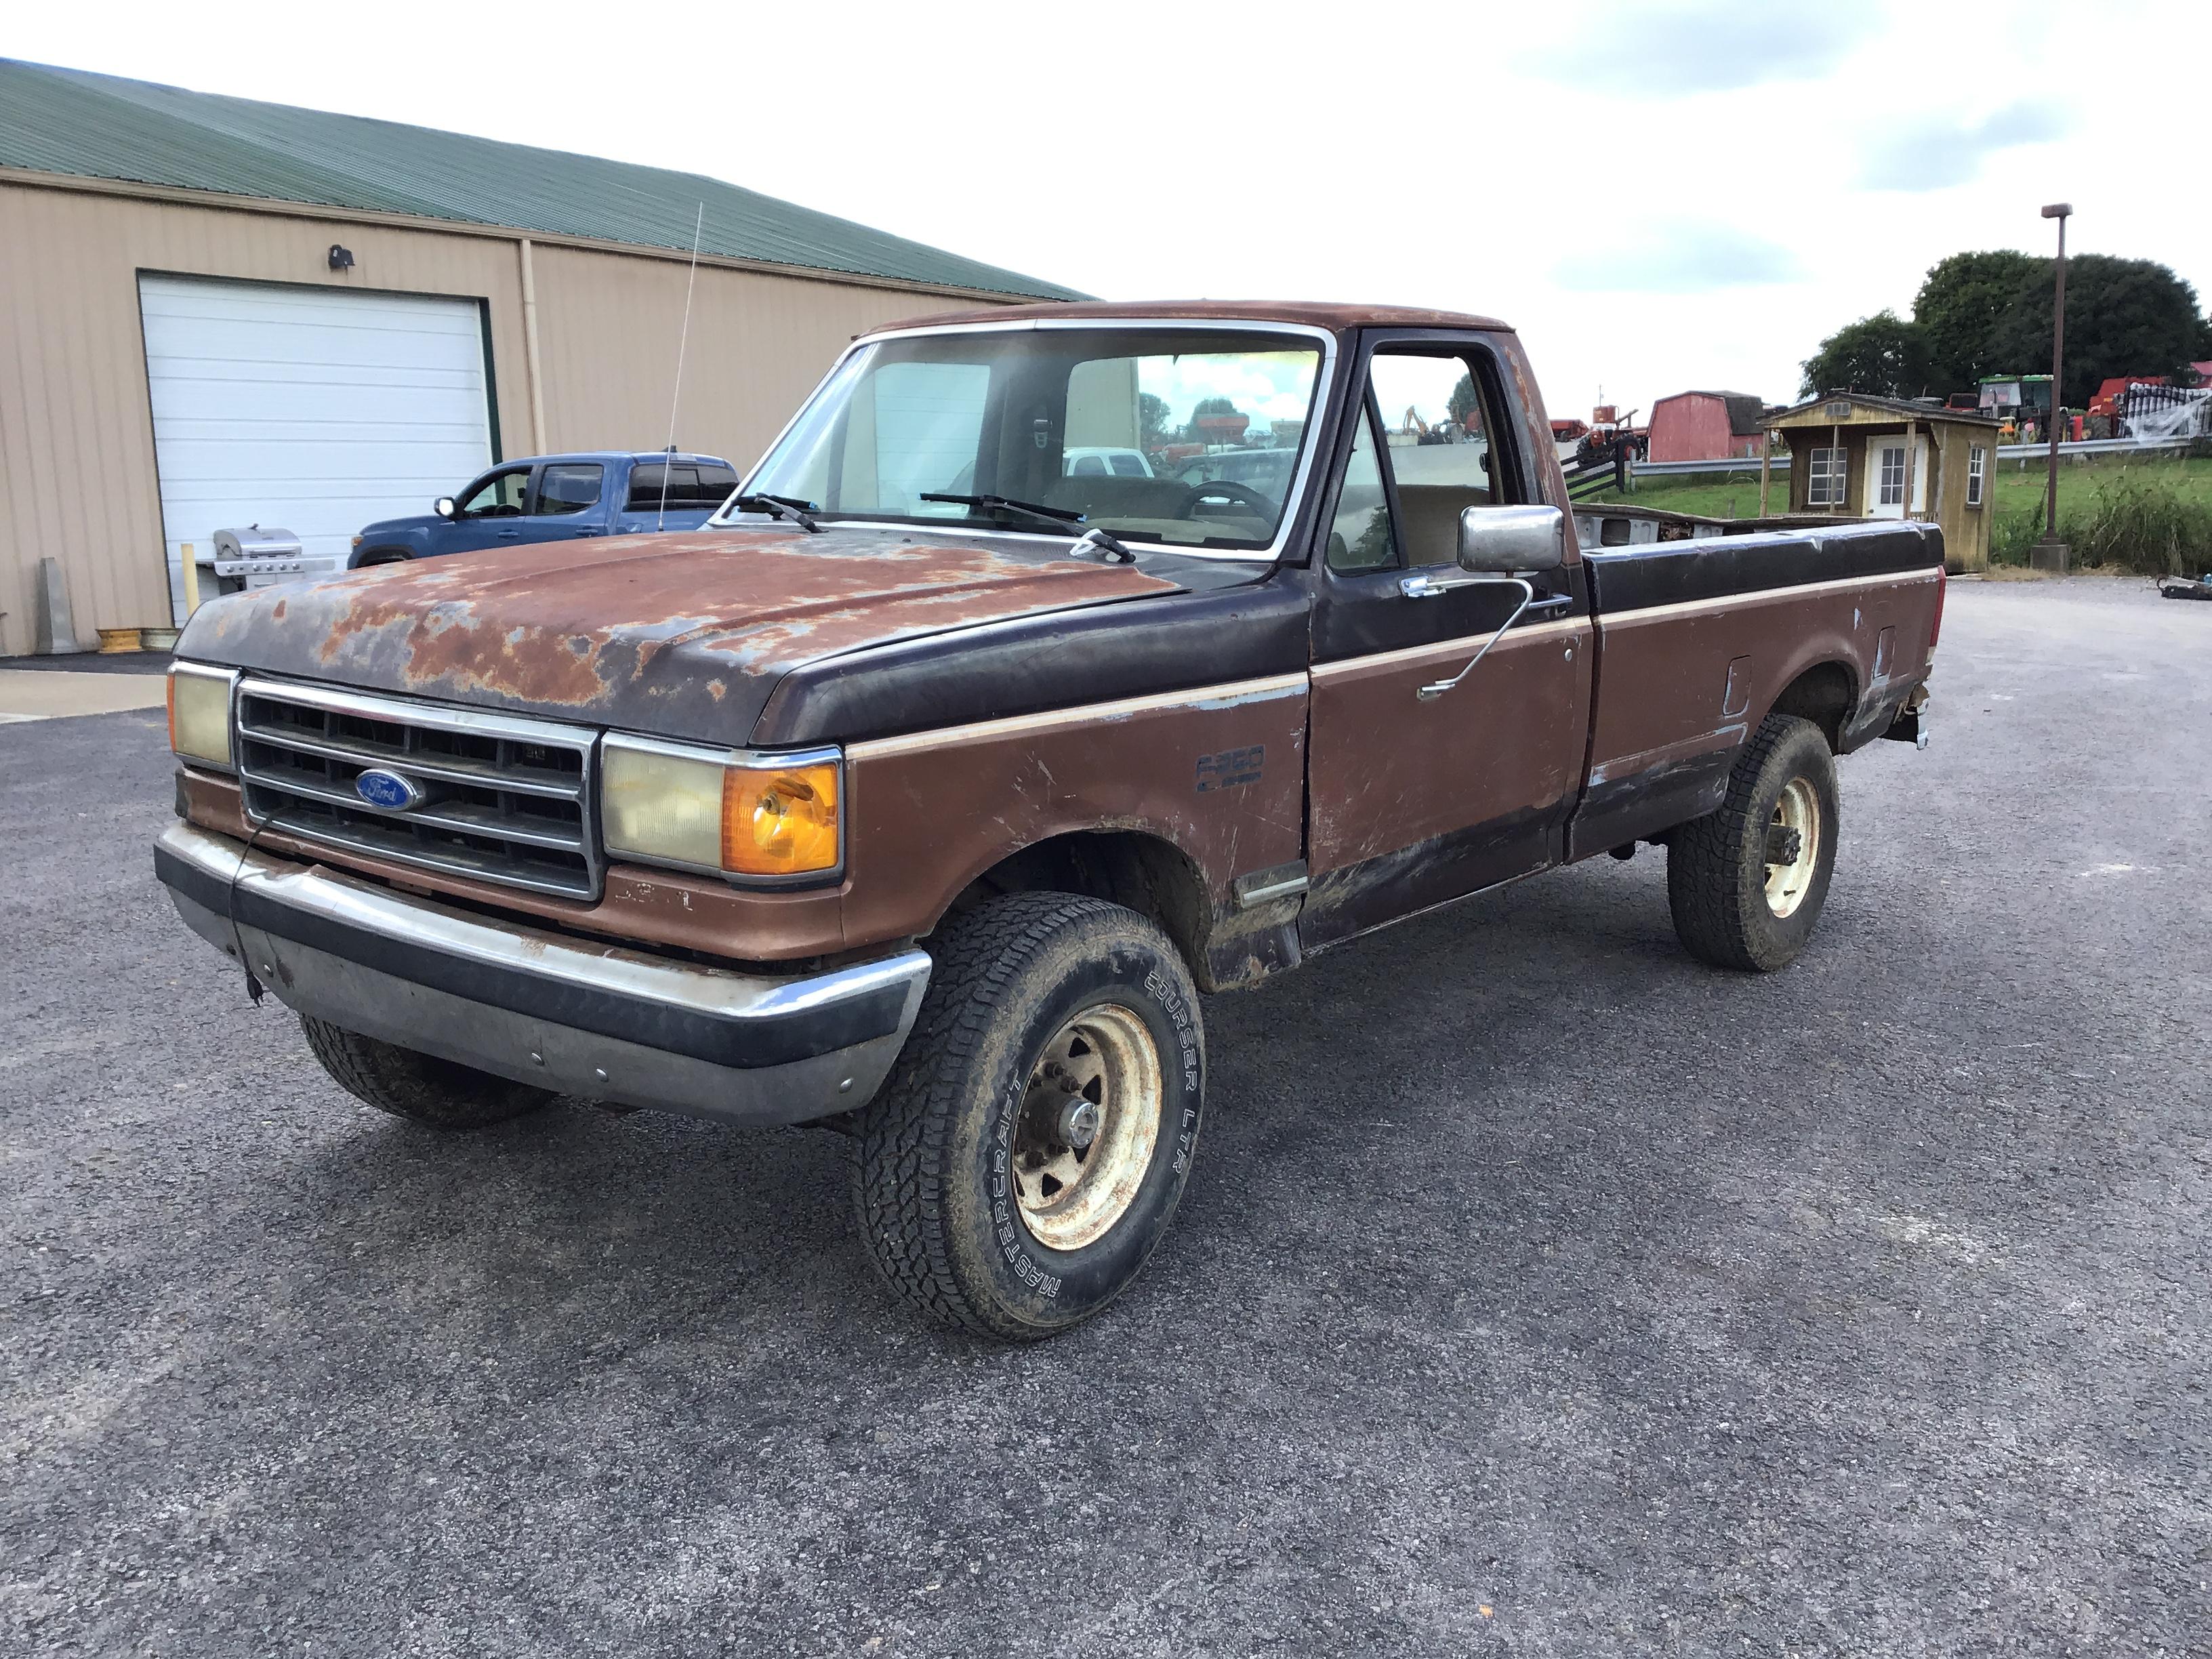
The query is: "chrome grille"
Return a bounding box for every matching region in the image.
[234,678,602,899]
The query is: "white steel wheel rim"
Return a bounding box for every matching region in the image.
[1765,777,1822,919]
[1011,1003,1163,1252]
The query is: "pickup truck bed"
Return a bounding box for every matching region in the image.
[156,299,1942,1341]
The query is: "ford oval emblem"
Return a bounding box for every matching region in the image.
[354,768,424,811]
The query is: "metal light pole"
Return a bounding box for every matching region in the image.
[2032,202,2072,572]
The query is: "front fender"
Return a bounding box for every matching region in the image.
[348,523,438,569]
[836,675,1312,954]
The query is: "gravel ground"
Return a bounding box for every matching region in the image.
[5,578,2208,1656]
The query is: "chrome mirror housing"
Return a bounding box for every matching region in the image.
[1458,504,1565,573]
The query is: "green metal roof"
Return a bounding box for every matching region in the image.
[0,59,1085,301]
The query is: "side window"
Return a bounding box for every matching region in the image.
[628,464,689,510]
[536,463,603,516]
[457,466,530,518]
[1326,403,1396,573]
[626,463,740,510]
[1368,351,1513,567]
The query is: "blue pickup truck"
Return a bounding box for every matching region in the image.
[348,451,740,567]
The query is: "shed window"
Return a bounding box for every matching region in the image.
[1807,447,1847,508]
[1967,445,1986,508]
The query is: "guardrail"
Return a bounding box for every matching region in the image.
[1994,435,2193,460]
[1629,455,1771,476]
[1606,434,2195,481]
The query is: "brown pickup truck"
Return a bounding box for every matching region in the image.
[155,301,1942,1340]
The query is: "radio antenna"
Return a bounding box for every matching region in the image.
[657,201,705,531]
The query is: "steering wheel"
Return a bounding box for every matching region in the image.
[1176,477,1279,522]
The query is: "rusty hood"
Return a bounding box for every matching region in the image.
[177,526,1189,745]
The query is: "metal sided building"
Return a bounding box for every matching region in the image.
[1646,390,1767,464]
[0,59,1081,654]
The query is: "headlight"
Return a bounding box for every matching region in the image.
[167,663,237,769]
[602,735,841,881]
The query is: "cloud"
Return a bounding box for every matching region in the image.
[1552,222,1806,295]
[1859,100,2070,190]
[1523,5,1880,94]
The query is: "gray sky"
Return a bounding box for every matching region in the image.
[11,0,2206,424]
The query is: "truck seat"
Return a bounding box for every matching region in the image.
[1394,483,1493,566]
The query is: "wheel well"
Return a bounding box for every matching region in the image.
[1767,661,1856,752]
[357,548,413,567]
[942,830,1211,983]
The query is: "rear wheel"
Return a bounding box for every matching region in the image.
[1666,714,1840,972]
[300,1016,555,1129]
[849,893,1204,1340]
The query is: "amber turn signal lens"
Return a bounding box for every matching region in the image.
[722,762,840,877]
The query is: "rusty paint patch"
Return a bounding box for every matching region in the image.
[178,526,1181,745]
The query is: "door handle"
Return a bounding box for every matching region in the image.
[497,529,522,539]
[1399,571,1494,600]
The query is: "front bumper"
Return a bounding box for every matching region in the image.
[153,823,930,1126]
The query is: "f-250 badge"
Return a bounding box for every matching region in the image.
[1195,745,1264,793]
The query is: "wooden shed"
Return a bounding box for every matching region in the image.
[1761,393,2005,572]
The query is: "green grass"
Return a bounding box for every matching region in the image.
[1583,452,2212,575]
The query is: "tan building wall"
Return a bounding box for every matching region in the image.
[0,173,1031,656]
[525,241,960,466]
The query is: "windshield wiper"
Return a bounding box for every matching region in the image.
[919,493,1139,564]
[919,492,1084,529]
[731,493,823,533]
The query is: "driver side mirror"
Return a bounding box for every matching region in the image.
[434,497,457,519]
[1458,504,1565,573]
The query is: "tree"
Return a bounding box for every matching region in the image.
[1139,392,1172,450]
[1181,395,1242,443]
[1448,373,1481,428]
[1914,251,2039,396]
[1987,254,2205,407]
[1799,310,1932,399]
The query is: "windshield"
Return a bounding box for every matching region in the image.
[736,327,1326,553]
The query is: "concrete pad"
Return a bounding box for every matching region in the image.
[0,669,167,723]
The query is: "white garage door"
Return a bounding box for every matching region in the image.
[140,275,496,622]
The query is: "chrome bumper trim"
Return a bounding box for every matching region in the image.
[153,822,929,1126]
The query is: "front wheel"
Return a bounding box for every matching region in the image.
[1666,713,1840,972]
[849,893,1205,1340]
[300,1016,555,1128]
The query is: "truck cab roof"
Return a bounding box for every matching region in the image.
[872,299,1515,337]
[517,451,731,468]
